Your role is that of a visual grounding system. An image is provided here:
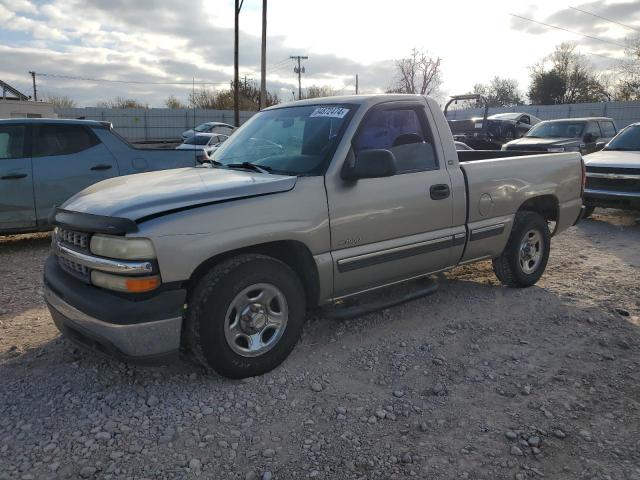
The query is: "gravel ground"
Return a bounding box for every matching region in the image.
[0,209,639,480]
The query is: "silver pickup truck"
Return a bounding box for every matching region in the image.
[43,95,584,378]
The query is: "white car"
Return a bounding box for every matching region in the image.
[176,133,228,162]
[181,122,235,141]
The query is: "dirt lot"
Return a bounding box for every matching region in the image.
[1,210,639,480]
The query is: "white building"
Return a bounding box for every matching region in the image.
[0,80,57,119]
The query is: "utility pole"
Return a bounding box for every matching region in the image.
[355,74,358,95]
[259,0,267,110]
[290,55,308,101]
[234,0,244,127]
[29,71,37,101]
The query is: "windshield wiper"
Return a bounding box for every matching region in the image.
[226,162,272,174]
[604,147,633,151]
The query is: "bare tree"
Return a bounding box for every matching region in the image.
[305,85,337,99]
[388,48,443,96]
[96,97,147,108]
[45,95,77,108]
[164,95,187,109]
[615,37,640,101]
[189,81,279,110]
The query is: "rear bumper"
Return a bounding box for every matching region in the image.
[44,256,185,363]
[583,188,640,211]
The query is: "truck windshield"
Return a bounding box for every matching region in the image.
[211,104,355,175]
[526,121,585,139]
[604,125,640,151]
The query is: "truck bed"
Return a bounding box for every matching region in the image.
[457,150,547,162]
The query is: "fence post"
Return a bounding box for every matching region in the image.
[602,102,607,117]
[143,109,148,142]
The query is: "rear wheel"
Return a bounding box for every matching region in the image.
[186,254,306,378]
[492,212,551,288]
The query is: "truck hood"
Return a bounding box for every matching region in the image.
[584,150,640,168]
[506,137,579,147]
[61,167,297,221]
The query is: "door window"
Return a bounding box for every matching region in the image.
[353,107,437,173]
[584,122,601,140]
[520,115,530,125]
[32,124,100,157]
[0,125,26,159]
[599,121,616,138]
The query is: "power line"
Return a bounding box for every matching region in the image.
[569,6,640,34]
[35,72,230,86]
[509,13,628,48]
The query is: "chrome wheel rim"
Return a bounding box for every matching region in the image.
[519,229,543,274]
[224,283,288,357]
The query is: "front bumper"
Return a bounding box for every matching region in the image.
[583,188,640,211]
[44,256,185,363]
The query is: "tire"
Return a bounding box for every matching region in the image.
[492,211,551,288]
[186,254,306,378]
[582,206,595,219]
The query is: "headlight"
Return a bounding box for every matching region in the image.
[91,271,161,293]
[90,234,156,260]
[547,147,565,152]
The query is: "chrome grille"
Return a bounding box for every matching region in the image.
[56,228,89,251]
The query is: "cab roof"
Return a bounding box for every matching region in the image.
[0,118,111,128]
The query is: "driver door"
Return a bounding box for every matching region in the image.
[326,102,460,298]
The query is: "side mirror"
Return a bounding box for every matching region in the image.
[342,149,397,181]
[584,133,595,143]
[595,141,606,151]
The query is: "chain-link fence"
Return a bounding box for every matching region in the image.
[445,101,640,130]
[54,108,257,143]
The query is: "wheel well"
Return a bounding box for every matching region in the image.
[517,195,559,222]
[186,241,321,309]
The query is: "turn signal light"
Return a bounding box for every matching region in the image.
[91,271,161,293]
[125,276,161,293]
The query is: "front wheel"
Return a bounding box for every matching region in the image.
[492,212,551,288]
[186,254,306,378]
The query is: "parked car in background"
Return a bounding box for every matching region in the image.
[0,119,196,234]
[502,117,617,155]
[582,122,640,217]
[181,122,235,141]
[448,112,541,150]
[44,94,584,378]
[454,141,473,151]
[176,133,228,162]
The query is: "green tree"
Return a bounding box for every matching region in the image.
[528,43,605,104]
[470,77,523,107]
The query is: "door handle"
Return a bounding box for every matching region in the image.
[1,173,27,180]
[90,164,113,171]
[430,184,450,200]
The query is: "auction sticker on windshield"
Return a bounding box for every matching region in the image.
[310,107,350,118]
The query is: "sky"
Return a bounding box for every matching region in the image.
[0,0,639,107]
